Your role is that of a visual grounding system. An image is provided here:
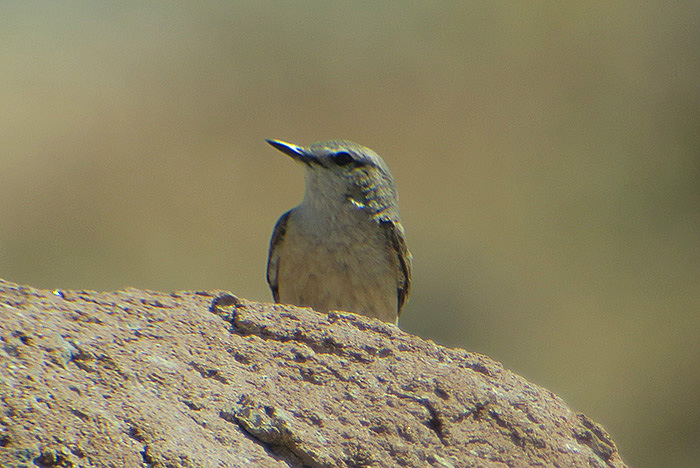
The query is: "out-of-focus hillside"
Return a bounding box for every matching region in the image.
[1,3,698,467]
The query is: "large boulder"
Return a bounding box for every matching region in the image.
[0,279,626,467]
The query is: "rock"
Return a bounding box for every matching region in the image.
[0,279,627,467]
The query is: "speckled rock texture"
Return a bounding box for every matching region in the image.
[0,279,627,468]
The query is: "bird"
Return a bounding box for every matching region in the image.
[265,139,411,324]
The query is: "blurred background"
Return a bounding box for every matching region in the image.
[2,2,699,466]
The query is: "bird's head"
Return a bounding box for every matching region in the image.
[266,139,399,221]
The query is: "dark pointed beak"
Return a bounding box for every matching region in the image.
[266,139,317,166]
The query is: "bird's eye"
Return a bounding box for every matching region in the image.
[333,151,354,166]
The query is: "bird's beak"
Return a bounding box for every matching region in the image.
[266,139,317,166]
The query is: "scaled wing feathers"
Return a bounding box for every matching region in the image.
[266,210,292,303]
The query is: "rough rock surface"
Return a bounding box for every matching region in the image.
[0,278,627,468]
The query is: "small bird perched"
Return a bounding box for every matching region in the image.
[266,139,411,324]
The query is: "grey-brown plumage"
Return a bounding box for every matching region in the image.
[266,139,411,324]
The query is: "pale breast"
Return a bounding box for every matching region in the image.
[276,218,399,324]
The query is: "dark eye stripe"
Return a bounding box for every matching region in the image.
[334,151,354,166]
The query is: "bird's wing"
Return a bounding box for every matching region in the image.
[382,220,412,316]
[267,209,293,302]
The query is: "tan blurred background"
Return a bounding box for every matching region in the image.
[2,2,699,466]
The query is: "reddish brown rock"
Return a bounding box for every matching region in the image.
[0,279,627,467]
